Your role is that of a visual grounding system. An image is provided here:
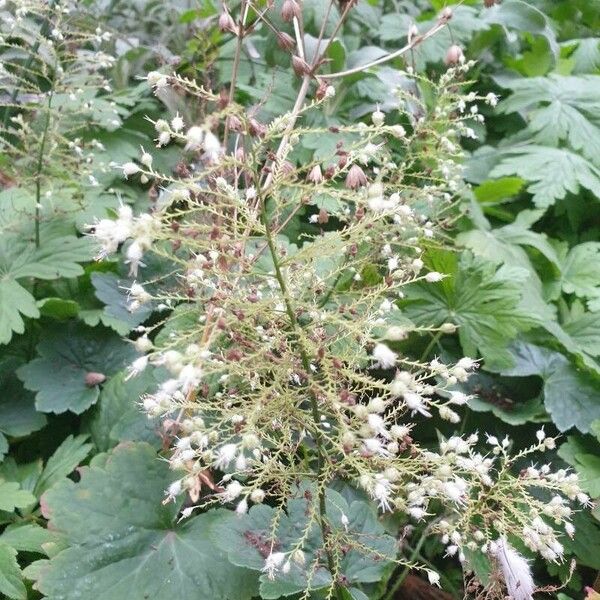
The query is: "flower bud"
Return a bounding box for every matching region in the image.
[248,118,267,137]
[440,7,453,21]
[281,0,300,22]
[122,162,140,178]
[85,371,106,387]
[218,11,237,34]
[444,44,464,66]
[276,31,295,51]
[345,164,367,189]
[440,322,457,334]
[306,164,323,184]
[371,108,385,127]
[292,55,311,77]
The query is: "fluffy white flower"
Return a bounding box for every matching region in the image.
[262,552,286,580]
[203,130,222,162]
[214,443,238,469]
[492,538,534,600]
[372,343,397,369]
[122,162,140,178]
[185,126,204,151]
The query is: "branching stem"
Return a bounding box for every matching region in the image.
[258,188,344,600]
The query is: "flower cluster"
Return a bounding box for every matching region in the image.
[90,7,581,599]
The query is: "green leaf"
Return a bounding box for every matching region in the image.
[0,523,57,554]
[500,342,600,433]
[402,251,537,369]
[17,323,137,414]
[498,75,600,164]
[563,313,600,357]
[34,435,92,496]
[213,484,396,598]
[86,369,160,452]
[483,0,557,54]
[32,443,258,600]
[490,145,600,207]
[0,376,47,438]
[473,177,524,204]
[37,298,80,320]
[0,280,39,345]
[90,272,152,335]
[0,480,36,512]
[560,243,600,304]
[0,544,26,600]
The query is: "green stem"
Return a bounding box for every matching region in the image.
[419,330,443,363]
[1,0,56,130]
[34,90,54,248]
[382,529,430,600]
[259,193,344,600]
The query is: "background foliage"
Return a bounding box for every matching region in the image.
[1,0,600,598]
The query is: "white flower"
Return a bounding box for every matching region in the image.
[404,392,431,417]
[214,443,238,469]
[492,538,534,600]
[140,149,153,167]
[177,364,202,393]
[324,85,336,98]
[221,480,243,501]
[372,343,397,369]
[262,552,286,580]
[372,476,393,512]
[427,570,440,586]
[185,126,204,151]
[203,130,222,162]
[425,271,443,282]
[341,513,349,531]
[126,241,145,277]
[372,108,385,127]
[171,113,184,132]
[122,162,140,178]
[126,355,148,379]
[250,489,265,503]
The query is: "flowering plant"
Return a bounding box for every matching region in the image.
[90,3,584,599]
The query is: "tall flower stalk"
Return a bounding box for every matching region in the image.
[91,3,583,598]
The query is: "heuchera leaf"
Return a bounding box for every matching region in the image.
[31,442,258,600]
[490,145,600,207]
[498,75,600,164]
[402,251,537,369]
[500,342,600,433]
[0,544,26,600]
[86,369,160,452]
[17,322,137,415]
[213,484,396,599]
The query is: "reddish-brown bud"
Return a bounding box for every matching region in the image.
[318,208,329,224]
[218,88,229,109]
[85,372,106,387]
[292,55,311,77]
[444,44,464,66]
[235,146,246,162]
[315,80,329,101]
[226,114,243,132]
[484,0,498,6]
[276,31,295,51]
[346,165,367,190]
[306,164,323,184]
[281,0,300,22]
[248,118,267,137]
[281,161,294,176]
[218,11,237,34]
